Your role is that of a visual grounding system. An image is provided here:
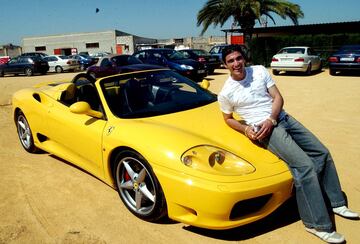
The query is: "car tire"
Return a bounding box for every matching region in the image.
[16,110,39,153]
[0,70,4,77]
[329,69,336,76]
[113,150,167,222]
[306,63,312,75]
[24,68,33,76]
[208,68,215,75]
[272,69,280,75]
[55,66,63,73]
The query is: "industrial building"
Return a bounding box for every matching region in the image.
[21,30,159,56]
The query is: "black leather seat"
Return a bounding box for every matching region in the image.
[123,79,152,112]
[77,84,101,111]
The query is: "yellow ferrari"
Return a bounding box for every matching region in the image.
[12,67,293,230]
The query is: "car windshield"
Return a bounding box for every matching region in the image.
[161,50,186,60]
[192,49,210,56]
[59,55,68,59]
[112,55,142,66]
[79,55,91,59]
[100,70,217,118]
[278,48,305,54]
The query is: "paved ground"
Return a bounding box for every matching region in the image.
[1,69,359,244]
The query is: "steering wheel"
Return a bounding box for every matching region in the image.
[71,73,96,85]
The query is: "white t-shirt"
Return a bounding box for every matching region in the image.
[218,65,284,125]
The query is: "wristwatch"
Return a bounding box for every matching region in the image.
[267,117,277,126]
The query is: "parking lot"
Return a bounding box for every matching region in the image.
[1,69,360,243]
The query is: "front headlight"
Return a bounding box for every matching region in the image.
[181,145,255,175]
[180,64,194,70]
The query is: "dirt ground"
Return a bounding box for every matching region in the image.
[1,69,359,244]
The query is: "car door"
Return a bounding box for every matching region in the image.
[3,58,19,74]
[45,83,107,177]
[44,56,56,72]
[307,48,321,68]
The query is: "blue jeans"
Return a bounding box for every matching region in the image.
[260,114,346,231]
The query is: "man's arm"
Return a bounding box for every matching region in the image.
[255,84,284,140]
[222,112,255,139]
[268,84,284,121]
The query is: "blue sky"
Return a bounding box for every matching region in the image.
[1,0,359,45]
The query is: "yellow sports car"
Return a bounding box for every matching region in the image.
[12,67,293,230]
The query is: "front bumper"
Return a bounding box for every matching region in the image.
[329,63,360,71]
[155,165,293,230]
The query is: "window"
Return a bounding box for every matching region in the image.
[86,43,99,48]
[35,46,46,51]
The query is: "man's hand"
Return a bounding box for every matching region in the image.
[254,119,274,140]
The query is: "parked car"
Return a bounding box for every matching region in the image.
[13,69,292,230]
[68,54,97,71]
[20,52,48,58]
[43,55,80,73]
[90,52,112,58]
[133,48,207,81]
[0,56,49,77]
[328,45,360,75]
[178,49,221,74]
[209,44,248,67]
[270,46,322,75]
[87,54,143,78]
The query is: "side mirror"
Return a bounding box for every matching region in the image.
[200,79,210,90]
[70,101,103,119]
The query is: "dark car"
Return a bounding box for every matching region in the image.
[68,54,97,71]
[178,49,221,74]
[328,45,360,75]
[0,56,49,77]
[133,48,207,81]
[20,52,48,58]
[87,54,144,78]
[209,44,248,67]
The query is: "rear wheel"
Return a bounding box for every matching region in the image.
[16,111,38,153]
[329,69,336,76]
[113,150,167,222]
[306,63,312,75]
[0,70,4,77]
[272,69,280,75]
[55,66,63,73]
[24,68,33,76]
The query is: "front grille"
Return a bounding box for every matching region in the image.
[230,194,272,220]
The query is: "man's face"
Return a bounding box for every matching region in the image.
[224,51,246,80]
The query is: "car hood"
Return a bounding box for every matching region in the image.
[110,102,287,182]
[115,102,281,165]
[168,58,201,67]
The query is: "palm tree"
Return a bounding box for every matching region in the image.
[197,0,304,46]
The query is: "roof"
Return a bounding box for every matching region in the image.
[222,21,360,37]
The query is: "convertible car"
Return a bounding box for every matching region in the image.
[12,67,293,230]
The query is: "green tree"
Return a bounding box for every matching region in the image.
[197,0,304,46]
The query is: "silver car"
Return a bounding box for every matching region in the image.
[270,46,322,75]
[43,55,80,73]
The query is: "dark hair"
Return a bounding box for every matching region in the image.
[221,45,249,63]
